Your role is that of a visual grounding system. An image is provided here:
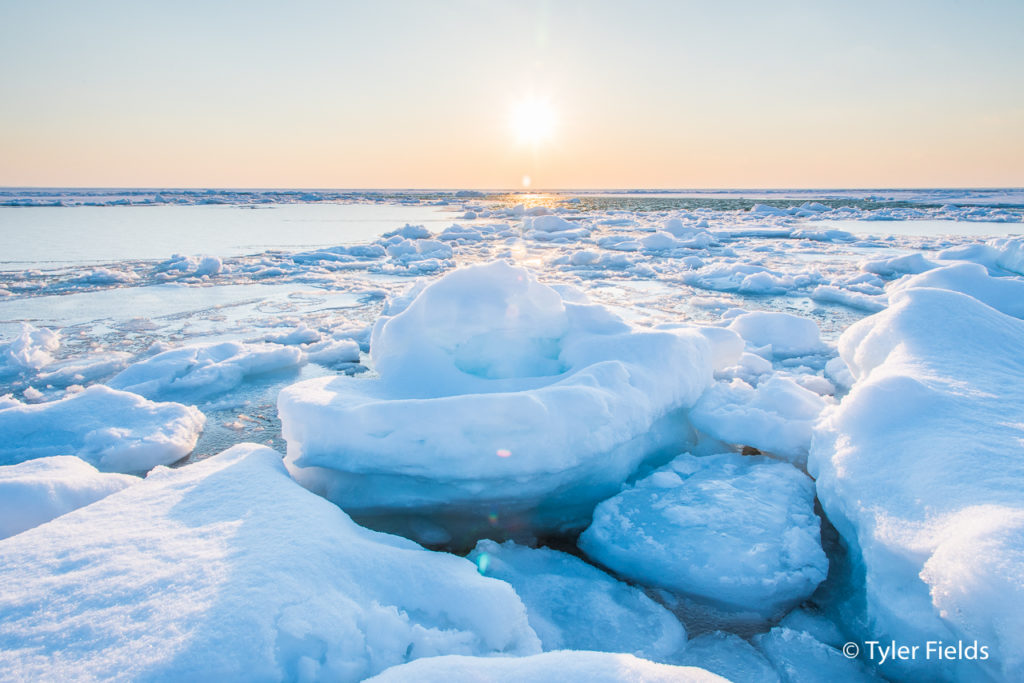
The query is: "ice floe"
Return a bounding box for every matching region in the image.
[0,385,204,473]
[579,452,827,625]
[468,539,686,662]
[279,261,713,545]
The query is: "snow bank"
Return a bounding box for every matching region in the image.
[279,262,713,543]
[0,444,540,681]
[579,452,827,622]
[109,341,304,400]
[690,376,828,465]
[0,385,204,473]
[365,651,726,683]
[889,262,1024,319]
[810,287,1024,681]
[468,540,686,662]
[0,456,138,540]
[727,311,827,358]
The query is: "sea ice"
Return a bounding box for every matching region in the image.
[689,376,828,465]
[0,444,540,681]
[468,539,686,662]
[108,341,305,400]
[677,631,780,683]
[0,385,204,473]
[579,452,827,623]
[889,262,1024,319]
[753,627,880,682]
[279,262,713,544]
[364,651,726,683]
[727,311,827,358]
[0,456,137,540]
[0,323,59,376]
[810,287,1024,681]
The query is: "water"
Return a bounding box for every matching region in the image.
[0,202,459,271]
[817,218,1024,237]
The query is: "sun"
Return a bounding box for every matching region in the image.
[510,98,556,146]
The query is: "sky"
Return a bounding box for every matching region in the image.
[1,0,1022,189]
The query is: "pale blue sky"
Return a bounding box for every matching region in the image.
[1,0,1021,188]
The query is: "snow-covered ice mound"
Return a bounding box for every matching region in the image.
[364,651,726,683]
[888,261,1024,319]
[0,456,137,540]
[0,385,204,473]
[468,539,686,662]
[278,262,713,544]
[0,323,59,376]
[727,311,828,359]
[689,376,828,465]
[109,340,305,400]
[810,287,1024,682]
[579,452,827,624]
[0,444,540,681]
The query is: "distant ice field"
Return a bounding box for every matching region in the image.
[1,188,1021,459]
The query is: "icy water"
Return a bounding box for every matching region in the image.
[0,202,457,270]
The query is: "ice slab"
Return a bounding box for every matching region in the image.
[364,651,726,683]
[468,539,686,662]
[0,444,540,681]
[0,385,204,473]
[690,376,828,465]
[579,452,827,623]
[109,341,305,401]
[279,262,713,544]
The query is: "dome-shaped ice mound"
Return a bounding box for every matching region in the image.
[278,262,714,546]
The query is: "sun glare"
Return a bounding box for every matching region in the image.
[511,98,556,146]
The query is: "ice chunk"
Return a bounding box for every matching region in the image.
[753,628,881,682]
[0,385,204,473]
[468,540,686,662]
[0,323,59,375]
[279,262,714,544]
[989,236,1024,275]
[810,287,1024,681]
[0,456,138,540]
[690,376,828,465]
[861,252,937,277]
[109,341,304,400]
[579,452,827,622]
[810,285,886,312]
[526,215,580,233]
[264,324,321,345]
[364,651,726,683]
[0,445,541,681]
[34,351,132,388]
[727,311,827,358]
[305,338,361,366]
[677,631,780,683]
